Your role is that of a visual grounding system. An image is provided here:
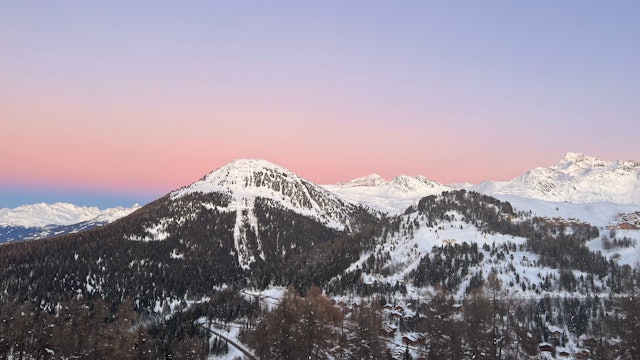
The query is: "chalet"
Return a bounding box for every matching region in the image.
[608,211,640,230]
[618,222,639,230]
[538,342,554,353]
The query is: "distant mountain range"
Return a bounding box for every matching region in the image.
[326,152,640,216]
[473,152,640,204]
[324,173,451,215]
[2,152,639,243]
[0,203,140,243]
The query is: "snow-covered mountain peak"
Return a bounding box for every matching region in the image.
[559,151,593,163]
[389,174,445,193]
[172,158,360,232]
[324,174,452,215]
[472,153,640,204]
[173,158,298,195]
[342,174,387,187]
[551,152,607,174]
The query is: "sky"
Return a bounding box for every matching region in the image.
[1,1,639,208]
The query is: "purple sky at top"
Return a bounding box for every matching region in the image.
[1,1,639,208]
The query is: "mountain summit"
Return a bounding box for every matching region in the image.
[172,159,358,230]
[340,174,387,187]
[173,159,297,196]
[473,152,640,204]
[324,173,451,214]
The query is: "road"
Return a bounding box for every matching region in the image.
[198,323,257,360]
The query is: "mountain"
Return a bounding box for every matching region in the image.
[0,158,377,309]
[337,173,387,187]
[324,173,452,214]
[126,159,374,269]
[0,203,140,243]
[1,156,639,359]
[473,152,640,204]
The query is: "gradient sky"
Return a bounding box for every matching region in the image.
[1,1,639,208]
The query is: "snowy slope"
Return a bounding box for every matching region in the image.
[492,194,640,227]
[473,152,640,204]
[324,174,451,214]
[340,191,640,300]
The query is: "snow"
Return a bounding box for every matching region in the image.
[473,152,640,205]
[324,174,451,215]
[338,173,387,187]
[126,218,171,242]
[586,230,640,266]
[349,211,534,297]
[241,287,286,309]
[336,189,638,303]
[170,248,184,259]
[0,202,140,227]
[493,194,640,227]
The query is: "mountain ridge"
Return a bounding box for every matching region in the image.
[472,152,640,204]
[0,202,140,228]
[0,203,141,243]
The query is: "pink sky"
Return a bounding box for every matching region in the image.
[1,2,638,207]
[0,94,631,190]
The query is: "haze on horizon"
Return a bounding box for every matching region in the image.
[1,1,639,208]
